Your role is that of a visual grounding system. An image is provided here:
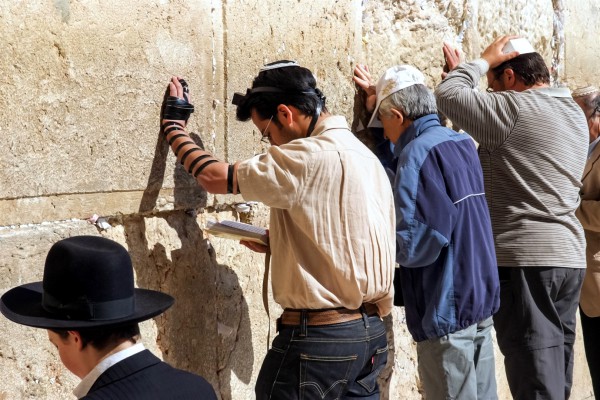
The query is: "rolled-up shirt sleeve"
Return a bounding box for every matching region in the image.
[435,59,520,151]
[237,143,312,209]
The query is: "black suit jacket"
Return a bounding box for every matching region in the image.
[82,349,217,400]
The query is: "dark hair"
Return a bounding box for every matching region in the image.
[51,323,140,351]
[491,52,550,86]
[234,60,327,126]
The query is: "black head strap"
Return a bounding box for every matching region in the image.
[232,85,326,137]
[232,86,286,106]
[307,88,326,136]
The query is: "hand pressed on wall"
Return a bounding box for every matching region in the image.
[161,76,194,129]
[353,64,377,113]
[441,43,461,79]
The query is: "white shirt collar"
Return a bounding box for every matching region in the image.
[73,342,145,399]
[529,86,572,98]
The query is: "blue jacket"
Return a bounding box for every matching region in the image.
[393,114,499,342]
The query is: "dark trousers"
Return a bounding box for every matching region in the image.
[580,307,600,398]
[493,267,584,400]
[255,314,388,400]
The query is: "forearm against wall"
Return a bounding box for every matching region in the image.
[163,123,233,194]
[435,62,486,137]
[435,63,517,150]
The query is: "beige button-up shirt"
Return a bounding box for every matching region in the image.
[237,115,395,316]
[577,143,600,317]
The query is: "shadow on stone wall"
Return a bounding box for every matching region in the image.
[138,126,171,214]
[378,314,395,400]
[124,131,254,399]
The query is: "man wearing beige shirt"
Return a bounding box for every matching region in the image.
[159,60,396,399]
[572,85,600,398]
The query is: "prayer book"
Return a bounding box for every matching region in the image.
[204,220,268,245]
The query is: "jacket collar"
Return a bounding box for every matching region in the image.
[393,114,441,157]
[87,349,161,395]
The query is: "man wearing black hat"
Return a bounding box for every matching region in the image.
[159,62,396,399]
[0,235,217,400]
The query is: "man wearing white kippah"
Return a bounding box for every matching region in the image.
[355,63,500,400]
[436,36,588,400]
[572,85,600,399]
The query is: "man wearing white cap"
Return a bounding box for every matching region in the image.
[436,35,588,400]
[572,85,600,399]
[362,64,500,399]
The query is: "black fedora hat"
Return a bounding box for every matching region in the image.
[0,236,174,329]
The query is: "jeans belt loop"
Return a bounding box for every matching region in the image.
[300,310,308,337]
[360,304,370,329]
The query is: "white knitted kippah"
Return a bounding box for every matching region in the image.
[259,61,299,72]
[572,85,599,98]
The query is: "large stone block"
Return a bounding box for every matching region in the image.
[564,1,600,89]
[0,1,224,202]
[224,0,362,162]
[358,0,554,89]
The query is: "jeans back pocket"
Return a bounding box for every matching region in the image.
[357,345,389,393]
[299,353,358,400]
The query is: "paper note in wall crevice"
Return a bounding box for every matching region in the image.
[204,220,268,245]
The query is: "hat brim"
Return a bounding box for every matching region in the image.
[368,101,383,129]
[0,282,174,330]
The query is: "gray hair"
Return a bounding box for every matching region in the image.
[378,84,437,120]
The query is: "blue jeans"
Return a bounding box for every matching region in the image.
[416,317,497,400]
[255,314,388,400]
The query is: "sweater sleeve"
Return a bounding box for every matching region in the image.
[435,59,520,151]
[395,157,457,268]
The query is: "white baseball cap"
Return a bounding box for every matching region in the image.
[368,65,425,128]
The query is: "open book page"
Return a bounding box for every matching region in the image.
[204,220,269,245]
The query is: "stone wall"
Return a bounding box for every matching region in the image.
[0,1,596,399]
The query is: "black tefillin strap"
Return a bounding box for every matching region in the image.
[232,86,326,137]
[42,291,135,320]
[306,98,323,137]
[231,86,287,106]
[161,91,237,191]
[227,164,235,193]
[161,121,229,183]
[162,79,195,122]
